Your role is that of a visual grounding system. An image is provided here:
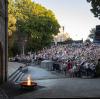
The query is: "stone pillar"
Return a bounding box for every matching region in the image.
[0,0,8,84]
[0,42,3,83]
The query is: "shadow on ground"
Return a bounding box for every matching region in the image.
[0,81,45,98]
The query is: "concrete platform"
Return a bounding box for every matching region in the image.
[14,78,100,98]
[1,62,100,98]
[1,78,100,98]
[20,66,66,81]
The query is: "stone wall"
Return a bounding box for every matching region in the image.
[0,0,8,84]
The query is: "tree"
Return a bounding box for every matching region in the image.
[87,0,100,19]
[14,0,33,47]
[8,0,60,56]
[14,0,60,53]
[8,0,16,37]
[88,28,96,39]
[85,39,91,43]
[25,15,60,52]
[8,0,17,57]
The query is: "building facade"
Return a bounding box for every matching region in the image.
[53,26,70,44]
[93,25,100,43]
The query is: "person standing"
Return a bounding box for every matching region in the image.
[66,60,73,77]
[95,59,100,77]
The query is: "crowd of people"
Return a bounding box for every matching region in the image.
[11,41,100,78]
[34,42,100,78]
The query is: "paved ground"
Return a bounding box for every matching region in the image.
[15,78,100,98]
[0,88,8,99]
[1,62,100,98]
[20,66,66,82]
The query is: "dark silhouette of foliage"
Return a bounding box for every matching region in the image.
[87,0,100,19]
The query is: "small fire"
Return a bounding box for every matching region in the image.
[27,75,32,86]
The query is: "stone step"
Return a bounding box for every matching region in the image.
[12,72,23,82]
[8,70,21,81]
[15,73,25,83]
[8,67,19,78]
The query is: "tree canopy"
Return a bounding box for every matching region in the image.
[8,0,60,56]
[87,0,100,19]
[8,0,16,37]
[8,0,17,56]
[88,28,96,39]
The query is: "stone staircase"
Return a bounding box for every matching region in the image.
[8,67,28,83]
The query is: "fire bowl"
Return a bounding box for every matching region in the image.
[20,81,37,89]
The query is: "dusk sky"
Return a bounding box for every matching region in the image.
[32,0,99,40]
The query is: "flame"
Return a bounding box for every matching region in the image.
[27,75,32,86]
